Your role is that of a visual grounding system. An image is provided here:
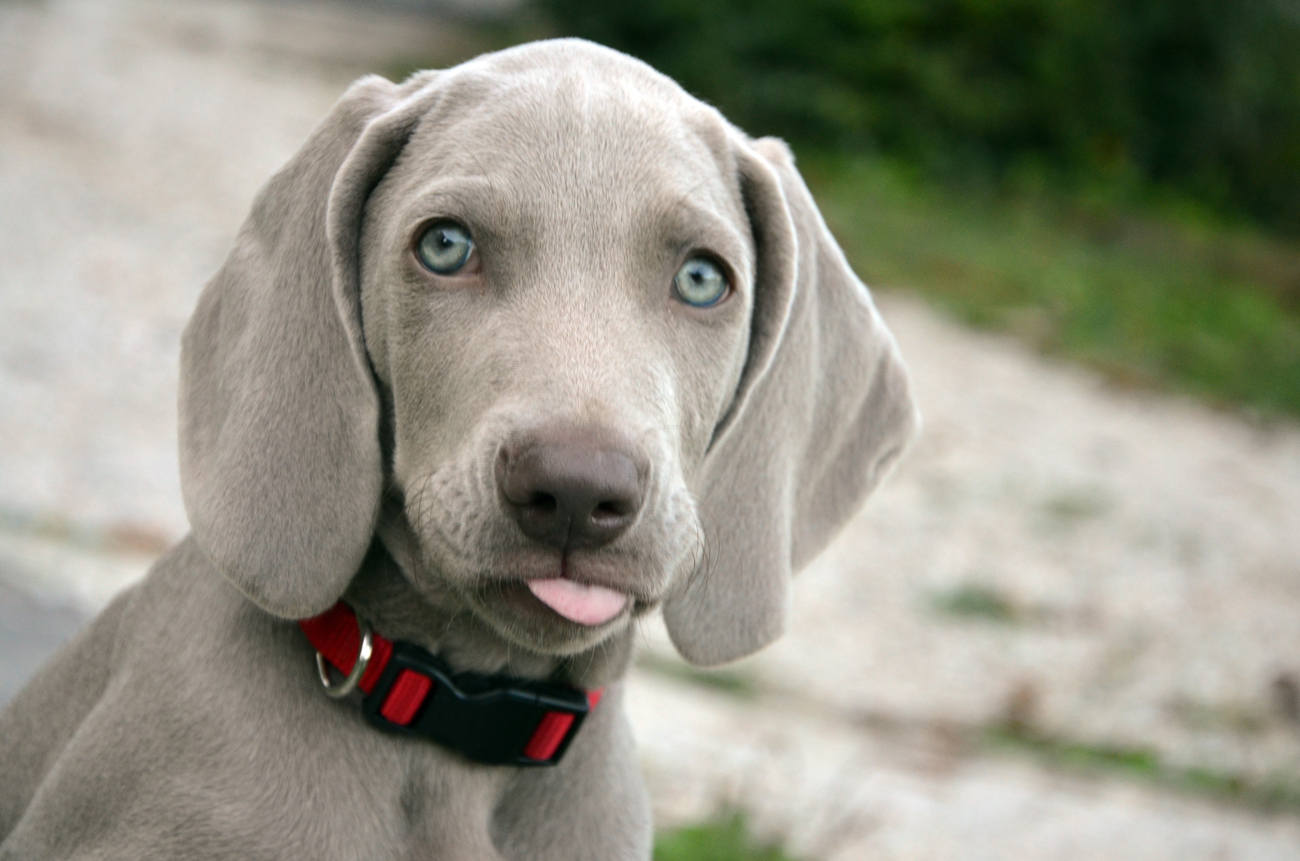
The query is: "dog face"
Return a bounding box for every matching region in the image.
[357,61,756,654]
[178,40,918,666]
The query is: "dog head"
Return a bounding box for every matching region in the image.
[178,40,917,666]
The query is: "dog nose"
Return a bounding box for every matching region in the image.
[499,436,644,550]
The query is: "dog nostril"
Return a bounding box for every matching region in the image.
[593,500,628,520]
[528,493,559,514]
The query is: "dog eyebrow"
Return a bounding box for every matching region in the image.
[651,205,752,276]
[397,179,502,225]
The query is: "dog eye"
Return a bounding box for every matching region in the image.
[672,257,728,307]
[416,221,474,274]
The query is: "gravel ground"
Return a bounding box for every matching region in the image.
[2,1,1298,857]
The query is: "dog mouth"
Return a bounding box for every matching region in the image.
[470,551,654,635]
[525,577,629,626]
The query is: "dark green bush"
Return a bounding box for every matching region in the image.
[535,0,1300,234]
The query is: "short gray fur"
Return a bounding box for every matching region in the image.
[0,40,917,860]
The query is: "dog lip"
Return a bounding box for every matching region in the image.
[479,549,657,602]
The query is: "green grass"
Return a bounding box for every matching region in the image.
[930,583,1021,624]
[985,725,1300,814]
[651,726,1300,861]
[655,814,801,861]
[636,651,760,700]
[804,154,1300,419]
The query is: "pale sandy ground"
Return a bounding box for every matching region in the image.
[2,1,1298,858]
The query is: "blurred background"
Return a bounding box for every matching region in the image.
[2,0,1299,858]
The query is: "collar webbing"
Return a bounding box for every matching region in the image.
[300,602,601,766]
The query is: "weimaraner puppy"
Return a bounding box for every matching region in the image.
[0,39,917,860]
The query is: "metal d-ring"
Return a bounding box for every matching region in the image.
[315,619,373,699]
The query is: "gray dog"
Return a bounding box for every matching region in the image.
[0,39,917,860]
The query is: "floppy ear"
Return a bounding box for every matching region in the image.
[178,73,440,618]
[663,137,920,666]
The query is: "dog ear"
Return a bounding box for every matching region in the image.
[178,73,439,618]
[663,137,920,666]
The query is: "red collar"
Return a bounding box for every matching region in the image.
[300,602,602,766]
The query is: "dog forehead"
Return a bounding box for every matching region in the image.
[442,37,710,141]
[389,42,745,232]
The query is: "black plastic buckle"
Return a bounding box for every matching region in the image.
[360,641,591,767]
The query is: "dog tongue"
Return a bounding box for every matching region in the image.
[527,578,628,626]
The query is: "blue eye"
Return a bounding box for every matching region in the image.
[416,222,474,274]
[673,257,728,307]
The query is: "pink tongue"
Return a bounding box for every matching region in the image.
[527,578,628,626]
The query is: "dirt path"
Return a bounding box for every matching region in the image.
[2,2,1298,857]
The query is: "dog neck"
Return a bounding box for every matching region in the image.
[340,537,635,691]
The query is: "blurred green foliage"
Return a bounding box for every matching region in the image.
[536,0,1300,235]
[655,814,801,861]
[987,725,1300,812]
[930,582,1021,623]
[805,154,1300,416]
[636,651,761,699]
